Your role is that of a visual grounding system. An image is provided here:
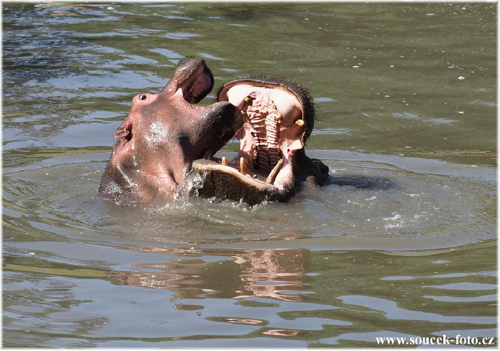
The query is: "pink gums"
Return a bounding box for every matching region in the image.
[222,83,304,176]
[245,92,281,173]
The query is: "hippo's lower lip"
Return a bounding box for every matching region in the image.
[194,155,285,186]
[191,158,287,205]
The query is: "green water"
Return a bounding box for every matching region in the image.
[2,2,497,347]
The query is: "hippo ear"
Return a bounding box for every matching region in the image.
[113,119,132,139]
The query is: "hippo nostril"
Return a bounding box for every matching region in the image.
[139,94,147,101]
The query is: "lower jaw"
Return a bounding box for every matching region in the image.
[191,156,290,205]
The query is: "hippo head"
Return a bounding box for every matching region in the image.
[192,77,330,205]
[98,58,243,206]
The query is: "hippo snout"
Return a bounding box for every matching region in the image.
[210,102,244,139]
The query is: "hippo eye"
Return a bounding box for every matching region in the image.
[139,94,147,101]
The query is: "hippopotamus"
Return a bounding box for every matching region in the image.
[191,77,330,205]
[98,57,243,206]
[99,57,329,206]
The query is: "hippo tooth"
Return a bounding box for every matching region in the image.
[265,158,284,184]
[295,119,304,126]
[222,156,229,166]
[240,109,247,116]
[244,96,252,103]
[239,157,248,175]
[275,112,283,121]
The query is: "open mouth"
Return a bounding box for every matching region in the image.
[192,77,314,204]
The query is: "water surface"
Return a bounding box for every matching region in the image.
[3,3,497,347]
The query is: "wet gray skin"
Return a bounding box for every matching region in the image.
[98,58,243,206]
[192,77,330,205]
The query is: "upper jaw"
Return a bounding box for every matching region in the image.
[198,77,311,189]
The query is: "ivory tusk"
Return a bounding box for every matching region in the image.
[240,157,248,175]
[265,158,284,184]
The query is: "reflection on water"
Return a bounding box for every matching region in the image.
[2,2,497,348]
[110,248,307,302]
[3,243,496,347]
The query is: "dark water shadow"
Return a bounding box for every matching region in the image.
[329,175,396,190]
